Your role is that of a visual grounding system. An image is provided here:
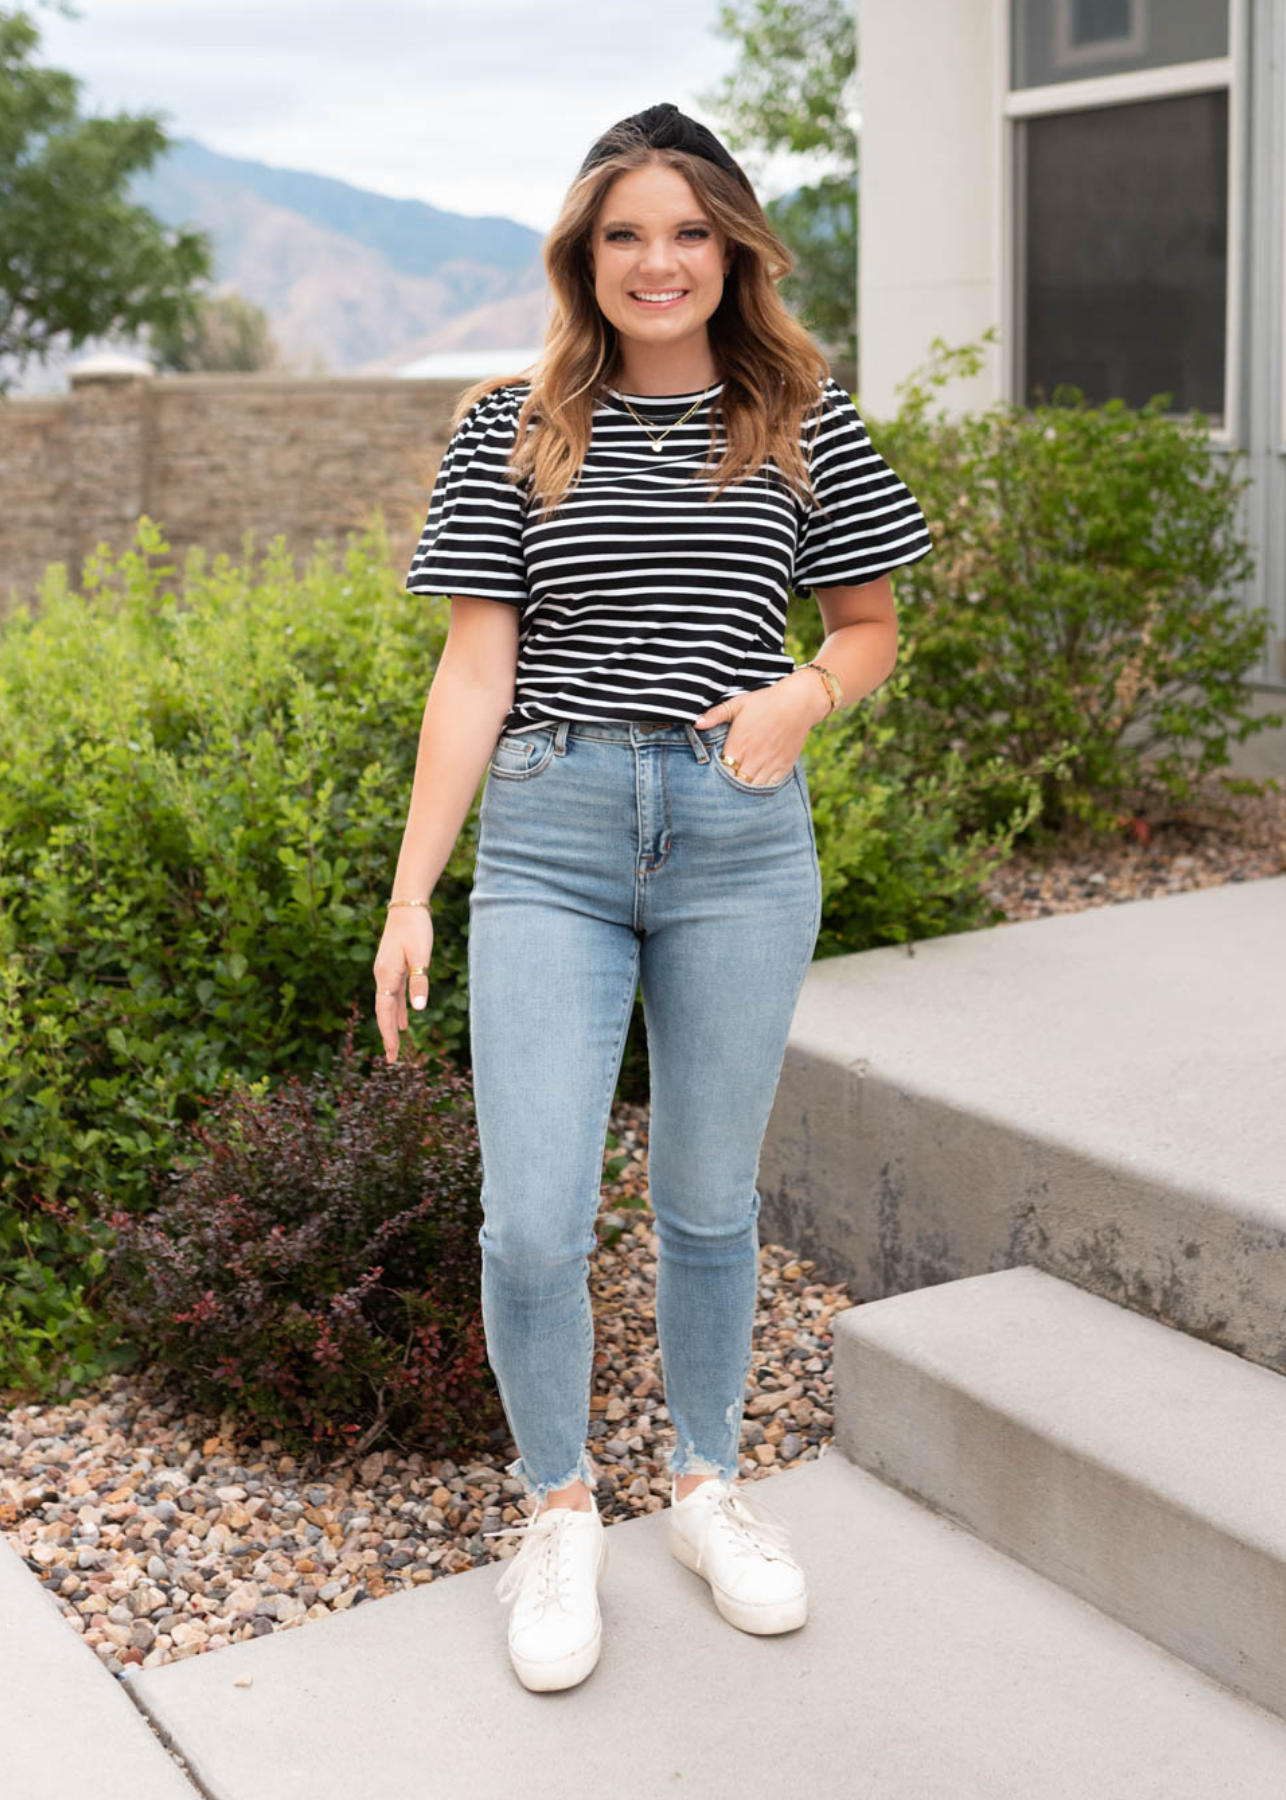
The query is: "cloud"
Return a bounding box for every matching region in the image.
[32,0,809,230]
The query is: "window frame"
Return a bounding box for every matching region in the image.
[996,0,1244,449]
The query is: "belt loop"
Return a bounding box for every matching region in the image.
[554,719,571,755]
[684,721,710,763]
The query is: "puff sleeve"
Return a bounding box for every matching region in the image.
[792,380,933,597]
[405,386,530,605]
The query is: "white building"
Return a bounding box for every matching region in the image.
[861,0,1285,770]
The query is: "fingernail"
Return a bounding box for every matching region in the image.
[412,996,426,1010]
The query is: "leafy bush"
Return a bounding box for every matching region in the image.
[866,330,1282,836]
[0,513,474,1396]
[96,1024,506,1463]
[796,648,1062,949]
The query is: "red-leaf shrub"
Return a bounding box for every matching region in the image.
[97,1019,507,1464]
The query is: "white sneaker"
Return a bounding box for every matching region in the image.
[668,1475,807,1634]
[484,1495,609,1691]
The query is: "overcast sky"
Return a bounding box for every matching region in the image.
[30,0,841,232]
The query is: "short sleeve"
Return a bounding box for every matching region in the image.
[792,380,933,597]
[405,386,530,605]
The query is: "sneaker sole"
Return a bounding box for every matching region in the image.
[507,1530,609,1691]
[669,1529,808,1635]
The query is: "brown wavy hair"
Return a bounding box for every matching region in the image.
[445,130,834,518]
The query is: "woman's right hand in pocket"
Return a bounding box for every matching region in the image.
[374,907,434,1063]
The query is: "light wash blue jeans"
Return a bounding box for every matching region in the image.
[467,715,823,1507]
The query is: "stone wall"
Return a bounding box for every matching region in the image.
[0,357,861,612]
[0,369,485,610]
[1,394,75,601]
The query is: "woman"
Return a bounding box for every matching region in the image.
[375,101,933,1692]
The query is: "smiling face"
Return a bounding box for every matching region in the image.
[586,160,734,388]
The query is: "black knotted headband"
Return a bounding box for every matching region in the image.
[575,101,754,194]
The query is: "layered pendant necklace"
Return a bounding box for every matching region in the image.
[617,390,708,452]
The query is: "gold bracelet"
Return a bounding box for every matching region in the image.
[387,897,431,908]
[800,661,843,714]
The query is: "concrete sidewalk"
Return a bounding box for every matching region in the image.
[116,1451,1286,1798]
[8,1339,1286,1800]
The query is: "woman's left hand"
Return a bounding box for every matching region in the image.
[693,675,829,786]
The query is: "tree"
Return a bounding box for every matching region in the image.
[0,4,213,396]
[147,290,279,374]
[697,0,858,366]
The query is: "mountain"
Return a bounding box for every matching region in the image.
[137,138,542,282]
[124,137,553,375]
[1,137,552,392]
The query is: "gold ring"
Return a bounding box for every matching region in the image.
[408,965,428,976]
[720,752,740,772]
[375,986,397,997]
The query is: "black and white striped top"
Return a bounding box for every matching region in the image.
[405,375,933,734]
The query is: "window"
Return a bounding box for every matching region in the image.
[1007,0,1236,430]
[1020,90,1228,416]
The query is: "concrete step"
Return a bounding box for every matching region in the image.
[0,1531,198,1800]
[760,874,1286,1373]
[121,1448,1286,1800]
[834,1263,1286,1720]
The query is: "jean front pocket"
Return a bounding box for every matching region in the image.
[707,727,798,796]
[488,728,556,782]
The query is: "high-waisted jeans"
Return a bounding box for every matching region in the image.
[466,714,823,1507]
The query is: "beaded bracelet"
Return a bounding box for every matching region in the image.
[388,897,431,908]
[800,660,843,714]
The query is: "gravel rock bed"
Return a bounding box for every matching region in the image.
[979,769,1284,920]
[2,769,1280,1678]
[0,1141,844,1679]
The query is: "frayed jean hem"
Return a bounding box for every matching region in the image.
[666,1397,745,1482]
[665,1443,740,1483]
[664,1380,749,1483]
[506,1445,599,1510]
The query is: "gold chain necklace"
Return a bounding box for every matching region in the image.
[616,389,710,453]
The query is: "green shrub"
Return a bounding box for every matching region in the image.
[96,1024,506,1463]
[797,647,1061,950]
[867,329,1282,836]
[0,513,475,1396]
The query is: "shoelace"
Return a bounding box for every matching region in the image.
[702,1483,797,1564]
[484,1508,587,1611]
